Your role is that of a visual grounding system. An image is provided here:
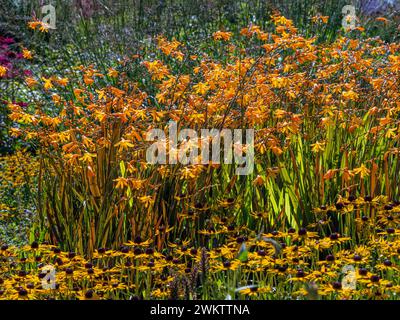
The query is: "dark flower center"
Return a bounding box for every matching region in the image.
[296,270,305,278]
[236,236,245,243]
[134,236,143,244]
[348,195,356,202]
[85,290,94,299]
[145,248,154,255]
[359,268,368,276]
[18,270,27,277]
[353,254,362,261]
[18,289,28,296]
[329,233,339,240]
[31,241,39,249]
[386,228,395,234]
[332,281,342,290]
[165,255,173,262]
[383,259,392,267]
[66,268,73,275]
[278,265,288,272]
[335,202,345,210]
[257,250,266,257]
[120,246,129,253]
[326,254,335,262]
[298,228,307,236]
[87,268,94,275]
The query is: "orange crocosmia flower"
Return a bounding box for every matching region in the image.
[22,48,33,59]
[369,126,382,134]
[385,128,397,139]
[270,77,288,88]
[257,31,269,41]
[321,16,329,23]
[62,142,79,153]
[272,15,293,27]
[368,107,379,115]
[27,20,41,30]
[83,75,94,85]
[174,51,184,61]
[311,141,325,153]
[114,177,129,189]
[253,175,265,186]
[73,88,84,97]
[0,65,8,77]
[41,77,53,90]
[55,77,69,86]
[25,77,38,87]
[379,117,392,126]
[9,128,21,137]
[371,78,384,90]
[94,111,106,122]
[341,169,353,181]
[39,22,50,33]
[81,136,93,149]
[213,31,232,41]
[157,36,178,54]
[312,15,329,24]
[114,138,134,151]
[323,169,338,180]
[51,94,61,104]
[79,153,96,163]
[342,90,358,101]
[353,164,370,179]
[271,146,283,156]
[108,68,118,78]
[375,17,389,24]
[19,113,36,124]
[138,195,154,208]
[274,109,287,119]
[193,82,209,95]
[110,87,125,97]
[96,90,106,100]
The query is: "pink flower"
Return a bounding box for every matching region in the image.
[0,37,15,45]
[23,70,33,77]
